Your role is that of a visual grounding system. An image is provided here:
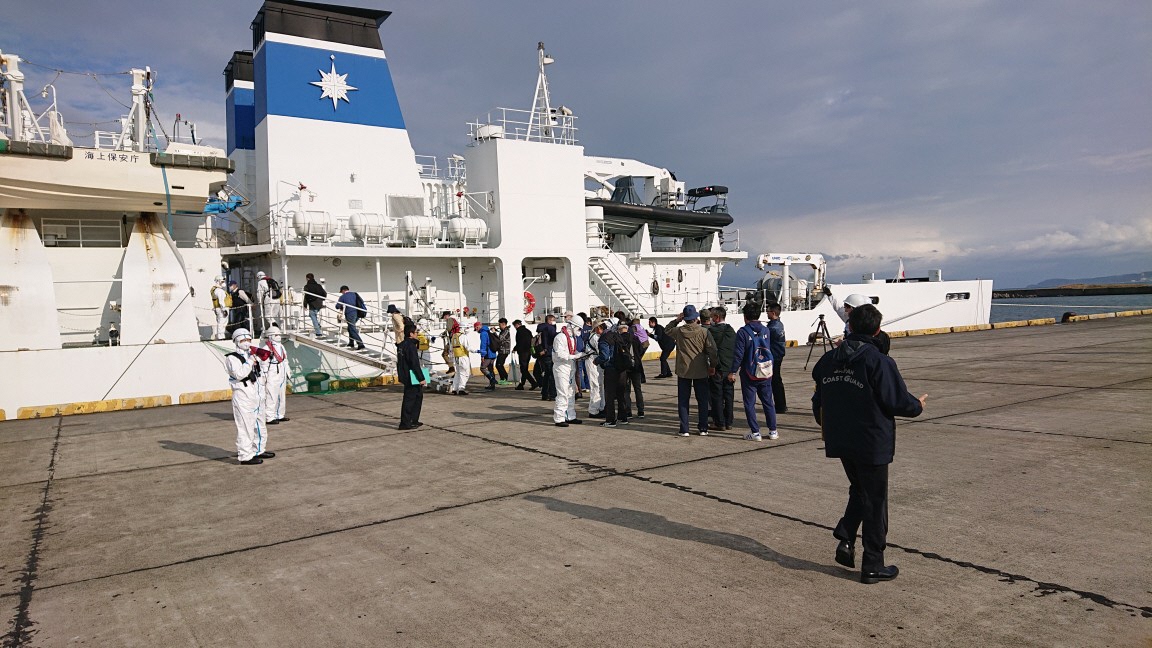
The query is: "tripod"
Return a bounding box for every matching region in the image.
[804,314,834,370]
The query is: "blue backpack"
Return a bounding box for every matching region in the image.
[743,328,774,380]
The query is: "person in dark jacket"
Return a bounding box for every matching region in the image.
[303,273,326,336]
[649,316,676,378]
[335,286,366,350]
[765,302,788,413]
[513,320,538,390]
[708,307,737,430]
[620,324,647,419]
[495,318,512,382]
[595,321,632,427]
[811,303,927,585]
[535,315,558,400]
[396,324,426,430]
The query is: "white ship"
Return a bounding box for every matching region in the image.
[0,0,991,419]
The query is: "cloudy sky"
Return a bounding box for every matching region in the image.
[6,1,1150,287]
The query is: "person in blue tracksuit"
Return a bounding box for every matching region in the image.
[731,302,777,441]
[811,303,927,585]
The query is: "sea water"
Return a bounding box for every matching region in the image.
[991,294,1152,323]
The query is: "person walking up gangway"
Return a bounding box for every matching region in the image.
[303,273,326,337]
[335,286,367,350]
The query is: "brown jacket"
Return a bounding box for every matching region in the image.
[668,321,718,379]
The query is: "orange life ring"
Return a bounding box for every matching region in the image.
[523,290,536,315]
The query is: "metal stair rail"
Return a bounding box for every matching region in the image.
[287,290,398,372]
[590,253,651,319]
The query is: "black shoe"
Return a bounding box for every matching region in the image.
[617,419,629,425]
[412,422,423,428]
[835,540,855,568]
[278,417,291,422]
[356,344,366,350]
[637,413,645,419]
[239,457,263,465]
[257,452,276,459]
[529,385,538,391]
[777,408,789,414]
[588,412,605,419]
[554,421,569,427]
[267,419,279,425]
[398,424,414,430]
[458,390,469,396]
[861,565,899,584]
[515,385,525,390]
[568,419,583,425]
[485,385,497,391]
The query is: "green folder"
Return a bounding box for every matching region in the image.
[409,368,431,384]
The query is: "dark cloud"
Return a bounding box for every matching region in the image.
[7,0,1150,288]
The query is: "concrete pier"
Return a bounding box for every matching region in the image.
[2,316,1149,646]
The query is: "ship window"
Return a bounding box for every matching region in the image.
[946,292,970,301]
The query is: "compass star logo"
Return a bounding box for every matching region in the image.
[310,55,358,110]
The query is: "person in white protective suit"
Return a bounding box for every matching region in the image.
[210,276,229,340]
[585,320,606,418]
[226,328,275,465]
[254,271,282,333]
[449,320,472,395]
[260,326,290,425]
[552,315,585,427]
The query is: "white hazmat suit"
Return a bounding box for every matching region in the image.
[552,316,583,423]
[226,329,267,463]
[450,327,474,394]
[255,271,282,332]
[211,279,229,340]
[585,329,604,416]
[260,327,289,423]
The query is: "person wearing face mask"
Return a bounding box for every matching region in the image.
[226,328,274,465]
[551,315,585,427]
[210,276,230,340]
[260,326,290,425]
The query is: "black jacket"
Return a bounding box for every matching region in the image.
[708,322,737,372]
[396,338,423,386]
[514,326,534,353]
[811,333,922,465]
[303,280,326,309]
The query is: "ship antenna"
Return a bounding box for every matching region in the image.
[527,41,555,142]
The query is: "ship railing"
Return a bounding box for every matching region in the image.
[415,155,440,178]
[286,290,400,365]
[595,252,657,317]
[720,228,741,252]
[467,107,578,145]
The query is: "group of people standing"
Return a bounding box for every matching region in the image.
[224,325,292,465]
[209,271,288,340]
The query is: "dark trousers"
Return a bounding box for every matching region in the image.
[346,319,364,346]
[516,350,537,387]
[834,459,890,570]
[480,357,497,387]
[603,369,630,423]
[709,373,734,428]
[658,343,675,376]
[771,357,787,412]
[400,384,424,427]
[739,374,776,434]
[495,352,509,381]
[677,377,711,434]
[537,355,556,400]
[625,370,644,416]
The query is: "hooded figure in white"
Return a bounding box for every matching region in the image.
[255,271,282,332]
[585,321,605,417]
[260,326,290,424]
[226,328,271,464]
[552,315,584,425]
[210,276,229,340]
[449,321,472,394]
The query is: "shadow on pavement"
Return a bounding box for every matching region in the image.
[524,495,848,579]
[158,440,234,461]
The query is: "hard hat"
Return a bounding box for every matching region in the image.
[844,294,871,308]
[214,275,225,284]
[263,326,282,338]
[256,271,267,279]
[232,328,252,342]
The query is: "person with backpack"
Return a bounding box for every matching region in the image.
[210,276,230,340]
[594,321,633,428]
[335,286,367,350]
[732,302,778,440]
[535,315,558,401]
[227,281,255,336]
[476,321,499,391]
[667,305,719,437]
[255,271,283,333]
[621,321,647,420]
[225,328,274,465]
[303,273,326,337]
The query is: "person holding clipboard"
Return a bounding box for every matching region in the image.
[396,324,428,430]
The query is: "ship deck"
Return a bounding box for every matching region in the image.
[2,316,1150,646]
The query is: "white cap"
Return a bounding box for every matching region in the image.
[232,328,252,342]
[844,294,871,308]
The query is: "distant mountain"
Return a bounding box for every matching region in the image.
[1027,271,1152,289]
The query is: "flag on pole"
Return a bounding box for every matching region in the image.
[895,258,905,281]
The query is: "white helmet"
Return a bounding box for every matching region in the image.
[232,328,252,342]
[214,275,225,284]
[256,271,267,279]
[263,326,282,338]
[844,294,871,308]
